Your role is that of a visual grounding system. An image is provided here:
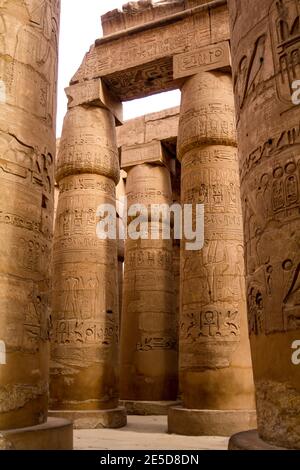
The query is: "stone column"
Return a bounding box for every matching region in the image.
[171,165,181,339]
[120,142,179,415]
[168,71,256,436]
[228,0,300,450]
[172,165,182,401]
[49,91,126,429]
[0,0,73,449]
[117,229,125,330]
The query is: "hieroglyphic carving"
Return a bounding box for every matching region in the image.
[177,71,254,410]
[0,0,60,431]
[56,107,119,184]
[71,4,230,102]
[120,163,178,401]
[173,41,231,79]
[240,121,300,182]
[137,336,176,351]
[104,57,181,101]
[232,0,300,121]
[52,320,118,347]
[0,0,60,126]
[269,0,300,106]
[80,14,210,80]
[0,381,48,414]
[180,306,240,367]
[229,0,300,448]
[50,104,121,411]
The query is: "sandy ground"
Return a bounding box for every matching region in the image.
[74,416,229,450]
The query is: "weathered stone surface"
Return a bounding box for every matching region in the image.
[56,106,120,183]
[50,105,121,415]
[117,116,146,148]
[145,107,179,143]
[0,418,73,450]
[168,407,257,436]
[121,141,171,170]
[228,430,287,451]
[117,107,179,149]
[228,0,300,450]
[120,163,178,401]
[65,79,123,125]
[120,400,181,416]
[101,1,210,37]
[72,1,229,101]
[173,41,231,79]
[49,408,127,430]
[0,0,60,431]
[176,71,255,430]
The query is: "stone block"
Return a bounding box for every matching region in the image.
[65,79,123,125]
[173,41,231,79]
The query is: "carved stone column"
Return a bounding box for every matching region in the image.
[49,91,126,429]
[168,71,256,435]
[0,0,73,449]
[171,164,181,339]
[172,165,182,401]
[120,143,179,415]
[228,0,300,450]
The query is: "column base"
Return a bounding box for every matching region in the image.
[120,400,182,416]
[48,407,127,429]
[0,418,73,450]
[228,430,288,450]
[168,406,257,436]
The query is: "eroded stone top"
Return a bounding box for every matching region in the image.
[101,0,210,36]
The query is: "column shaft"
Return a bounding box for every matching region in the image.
[50,106,120,411]
[228,0,300,449]
[169,71,256,435]
[120,163,178,401]
[0,0,60,430]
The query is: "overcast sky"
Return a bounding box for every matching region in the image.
[57,0,181,137]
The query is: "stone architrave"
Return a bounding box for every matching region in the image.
[227,0,300,450]
[49,95,126,429]
[0,0,72,449]
[121,141,171,170]
[65,79,123,125]
[120,152,178,404]
[168,71,256,436]
[173,41,231,79]
[73,1,230,101]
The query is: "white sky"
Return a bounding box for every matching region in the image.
[57,0,181,137]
